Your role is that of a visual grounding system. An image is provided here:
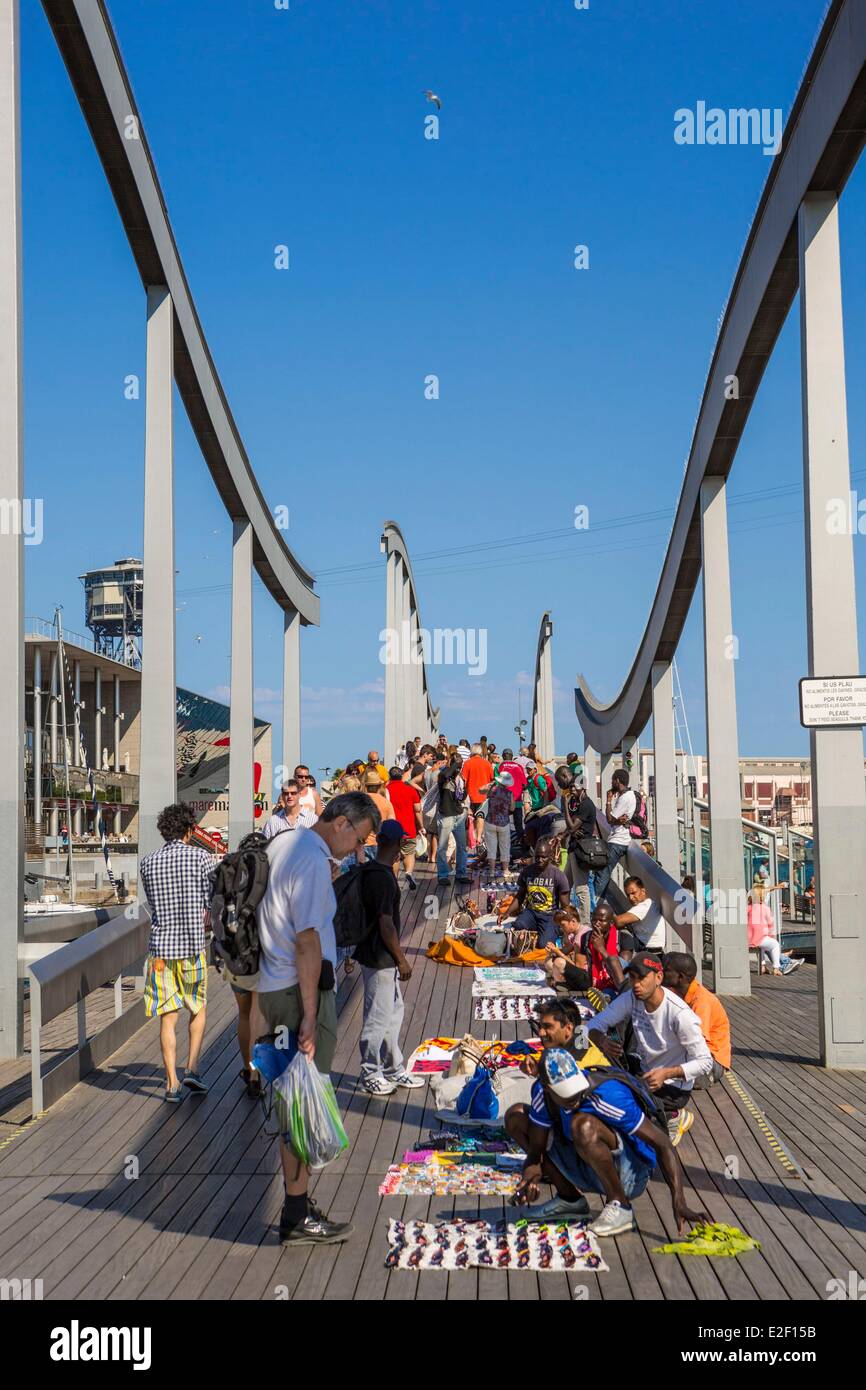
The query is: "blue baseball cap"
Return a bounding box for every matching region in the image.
[377,819,405,843]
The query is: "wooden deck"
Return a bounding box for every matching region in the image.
[1,863,864,1302]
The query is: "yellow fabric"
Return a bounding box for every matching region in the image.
[574,1042,610,1069]
[426,938,548,967]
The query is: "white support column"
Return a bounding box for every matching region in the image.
[229,518,254,850]
[583,746,599,804]
[49,651,58,837]
[799,193,866,1066]
[383,548,398,765]
[651,661,679,878]
[94,668,102,777]
[701,475,750,996]
[0,0,23,1058]
[113,673,121,834]
[399,569,411,752]
[138,285,176,859]
[33,647,42,832]
[282,608,301,776]
[72,658,82,834]
[599,751,618,804]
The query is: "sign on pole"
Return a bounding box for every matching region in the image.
[799,675,866,729]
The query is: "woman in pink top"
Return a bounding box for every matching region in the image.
[747,880,782,975]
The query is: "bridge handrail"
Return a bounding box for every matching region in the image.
[28,902,152,1113]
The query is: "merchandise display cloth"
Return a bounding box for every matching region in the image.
[471,967,549,996]
[426,938,547,968]
[385,1218,608,1271]
[406,1036,544,1075]
[652,1222,761,1257]
[474,995,554,1021]
[378,1156,522,1197]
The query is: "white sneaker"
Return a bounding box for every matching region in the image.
[387,1071,426,1090]
[360,1076,396,1096]
[589,1201,636,1237]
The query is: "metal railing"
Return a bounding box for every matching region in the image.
[28,903,151,1113]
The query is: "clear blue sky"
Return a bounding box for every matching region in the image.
[20,0,866,777]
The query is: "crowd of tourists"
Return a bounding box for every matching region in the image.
[135,733,764,1246]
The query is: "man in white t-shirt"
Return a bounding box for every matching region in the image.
[588,950,713,1147]
[594,769,636,902]
[616,876,667,952]
[257,790,380,1247]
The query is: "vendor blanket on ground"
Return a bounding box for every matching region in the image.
[385,1218,609,1271]
[474,995,554,1020]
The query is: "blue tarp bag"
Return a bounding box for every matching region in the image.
[455,1063,499,1121]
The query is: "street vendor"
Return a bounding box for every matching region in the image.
[506,1047,707,1239]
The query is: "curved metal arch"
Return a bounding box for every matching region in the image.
[531,612,554,759]
[42,0,318,624]
[381,520,440,733]
[575,0,866,749]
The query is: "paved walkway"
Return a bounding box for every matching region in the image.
[1,865,864,1300]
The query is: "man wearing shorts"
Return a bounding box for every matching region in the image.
[508,1047,706,1238]
[257,790,381,1245]
[139,802,215,1103]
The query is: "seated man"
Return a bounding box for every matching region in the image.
[588,951,713,1146]
[504,836,571,948]
[615,876,668,954]
[662,952,730,1086]
[506,1047,706,1238]
[545,902,624,995]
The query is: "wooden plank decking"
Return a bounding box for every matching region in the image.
[1,862,864,1301]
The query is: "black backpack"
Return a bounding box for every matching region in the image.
[334,860,398,949]
[580,1064,669,1135]
[209,832,270,977]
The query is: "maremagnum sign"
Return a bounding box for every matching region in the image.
[799,676,866,729]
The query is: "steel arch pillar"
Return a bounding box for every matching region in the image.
[531,613,555,763]
[380,522,438,761]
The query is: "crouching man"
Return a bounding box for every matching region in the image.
[505,1047,706,1238]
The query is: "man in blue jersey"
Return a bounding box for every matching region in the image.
[505,1047,706,1238]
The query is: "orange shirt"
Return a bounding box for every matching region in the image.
[462,756,494,805]
[685,979,731,1070]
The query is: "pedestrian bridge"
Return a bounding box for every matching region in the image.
[1,0,866,1305]
[1,870,864,1302]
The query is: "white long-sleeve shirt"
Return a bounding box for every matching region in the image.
[590,986,713,1089]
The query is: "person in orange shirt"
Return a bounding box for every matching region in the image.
[663,953,730,1085]
[460,742,494,848]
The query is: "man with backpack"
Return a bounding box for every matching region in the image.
[594,768,637,903]
[508,1046,707,1238]
[587,950,713,1149]
[352,820,426,1096]
[256,790,381,1245]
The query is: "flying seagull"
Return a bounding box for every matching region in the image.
[423,90,442,110]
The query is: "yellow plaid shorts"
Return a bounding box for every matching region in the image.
[144,952,208,1017]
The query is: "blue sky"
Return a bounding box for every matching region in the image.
[20,0,866,776]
